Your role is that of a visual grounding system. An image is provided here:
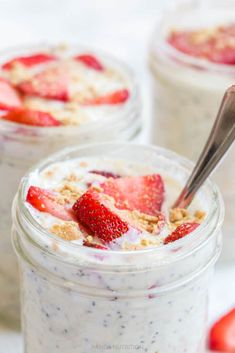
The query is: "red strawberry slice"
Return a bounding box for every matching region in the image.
[2,53,57,70]
[0,78,22,111]
[164,222,199,245]
[73,189,129,243]
[168,24,235,65]
[100,174,165,215]
[210,47,235,65]
[26,186,74,221]
[75,54,104,71]
[168,30,203,57]
[83,89,129,105]
[83,240,108,250]
[90,170,121,179]
[18,66,70,101]
[2,108,61,126]
[209,308,235,352]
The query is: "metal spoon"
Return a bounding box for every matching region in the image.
[173,85,235,209]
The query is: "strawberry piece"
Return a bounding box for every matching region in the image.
[100,174,165,215]
[83,240,108,250]
[73,189,129,243]
[168,24,235,65]
[75,54,104,71]
[26,186,74,221]
[2,108,61,126]
[90,170,121,179]
[84,89,129,105]
[164,222,199,245]
[18,67,69,101]
[210,47,235,65]
[2,53,56,70]
[0,78,22,111]
[209,308,235,352]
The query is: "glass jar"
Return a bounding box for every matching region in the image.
[12,142,224,353]
[149,0,235,261]
[0,44,141,329]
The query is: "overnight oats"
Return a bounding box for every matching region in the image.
[0,44,140,328]
[149,2,235,258]
[12,143,224,353]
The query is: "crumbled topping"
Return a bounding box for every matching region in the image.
[122,237,161,251]
[128,210,163,234]
[92,185,104,193]
[194,210,206,222]
[79,161,88,168]
[64,173,82,183]
[72,85,98,102]
[56,183,83,203]
[169,207,206,227]
[86,235,93,242]
[121,242,144,251]
[43,170,55,178]
[60,115,80,126]
[191,28,219,44]
[7,62,31,85]
[50,222,82,241]
[170,208,189,223]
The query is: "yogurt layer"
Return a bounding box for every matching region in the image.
[25,157,206,251]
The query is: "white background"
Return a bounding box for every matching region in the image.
[0,0,234,352]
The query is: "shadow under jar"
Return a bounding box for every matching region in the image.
[12,143,223,353]
[149,1,235,261]
[0,44,141,329]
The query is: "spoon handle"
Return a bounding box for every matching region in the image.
[173,85,235,209]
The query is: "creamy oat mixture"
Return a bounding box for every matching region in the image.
[0,45,131,127]
[14,153,220,353]
[26,157,205,251]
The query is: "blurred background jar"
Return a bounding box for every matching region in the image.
[149,0,235,261]
[0,43,141,330]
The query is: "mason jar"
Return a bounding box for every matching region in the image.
[0,44,141,329]
[12,143,224,353]
[149,0,235,261]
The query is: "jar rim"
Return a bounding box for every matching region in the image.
[0,42,141,139]
[150,5,235,75]
[13,142,225,269]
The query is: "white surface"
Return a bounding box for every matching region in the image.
[0,0,234,352]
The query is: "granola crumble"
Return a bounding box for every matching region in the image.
[128,210,164,234]
[56,183,83,203]
[50,222,82,241]
[169,207,206,227]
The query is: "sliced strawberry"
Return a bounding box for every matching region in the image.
[83,240,108,250]
[26,186,74,221]
[83,89,129,105]
[168,24,235,65]
[164,222,199,245]
[2,108,61,126]
[90,170,121,179]
[73,189,129,243]
[210,47,235,65]
[2,53,57,70]
[0,78,22,111]
[74,54,104,71]
[18,66,69,101]
[100,174,164,215]
[209,308,235,352]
